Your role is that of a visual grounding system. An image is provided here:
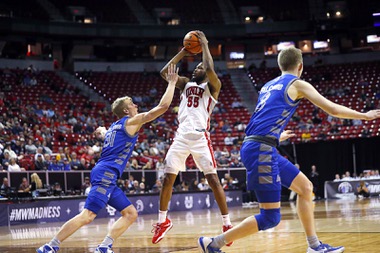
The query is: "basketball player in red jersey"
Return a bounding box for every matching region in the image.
[151,31,233,245]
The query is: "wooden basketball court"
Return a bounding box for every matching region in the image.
[0,198,379,252]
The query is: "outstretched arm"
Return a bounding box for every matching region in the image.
[293,80,380,120]
[126,64,179,135]
[197,31,221,100]
[160,48,190,90]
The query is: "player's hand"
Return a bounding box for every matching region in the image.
[279,130,296,142]
[364,109,380,120]
[165,64,179,85]
[195,30,208,45]
[94,126,107,140]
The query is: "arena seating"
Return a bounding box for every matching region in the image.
[230,0,309,22]
[139,0,224,24]
[75,70,251,150]
[48,0,138,24]
[2,68,103,154]
[0,0,50,20]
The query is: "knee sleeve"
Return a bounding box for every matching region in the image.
[255,208,281,231]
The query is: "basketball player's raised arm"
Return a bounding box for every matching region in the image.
[293,79,380,120]
[197,31,221,99]
[127,64,179,135]
[160,48,190,90]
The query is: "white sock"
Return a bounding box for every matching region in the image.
[48,237,61,247]
[307,235,320,248]
[221,214,231,226]
[158,210,167,223]
[100,235,114,247]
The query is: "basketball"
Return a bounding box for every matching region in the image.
[183,31,202,54]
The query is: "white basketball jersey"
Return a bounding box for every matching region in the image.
[177,81,217,135]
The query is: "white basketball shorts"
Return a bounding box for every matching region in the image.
[164,131,217,175]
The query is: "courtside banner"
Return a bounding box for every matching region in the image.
[324,179,380,199]
[2,190,242,226]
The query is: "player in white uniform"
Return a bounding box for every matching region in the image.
[152,31,233,245]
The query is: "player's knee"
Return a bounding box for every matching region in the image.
[125,206,138,222]
[205,174,220,189]
[299,180,313,196]
[80,210,96,225]
[255,208,281,231]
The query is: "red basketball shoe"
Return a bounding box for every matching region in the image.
[151,218,173,244]
[222,225,234,246]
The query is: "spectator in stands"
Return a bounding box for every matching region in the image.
[63,147,72,162]
[3,144,17,160]
[301,131,311,142]
[79,158,88,170]
[53,182,63,196]
[30,173,43,196]
[25,139,38,154]
[217,154,230,168]
[197,178,209,191]
[221,120,232,133]
[142,161,153,170]
[8,158,23,172]
[356,180,370,199]
[352,118,362,126]
[137,182,148,194]
[48,157,63,171]
[62,158,71,171]
[92,141,101,154]
[34,147,45,161]
[130,158,141,170]
[221,147,230,159]
[81,177,91,195]
[181,181,189,191]
[0,177,11,197]
[214,147,222,160]
[230,145,240,160]
[81,149,94,166]
[328,122,340,135]
[231,98,244,109]
[361,126,371,138]
[151,179,162,193]
[233,118,246,132]
[155,139,166,155]
[11,139,24,156]
[44,153,52,167]
[224,133,235,146]
[230,157,243,168]
[35,154,48,170]
[309,165,320,199]
[70,152,81,170]
[19,177,30,192]
[333,174,341,182]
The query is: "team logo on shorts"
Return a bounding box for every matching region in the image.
[106,205,116,216]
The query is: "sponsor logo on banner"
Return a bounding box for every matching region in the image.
[338,182,352,193]
[226,196,233,203]
[9,206,61,221]
[368,184,380,194]
[78,202,85,213]
[106,205,116,216]
[136,200,144,213]
[205,194,210,207]
[185,196,193,209]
